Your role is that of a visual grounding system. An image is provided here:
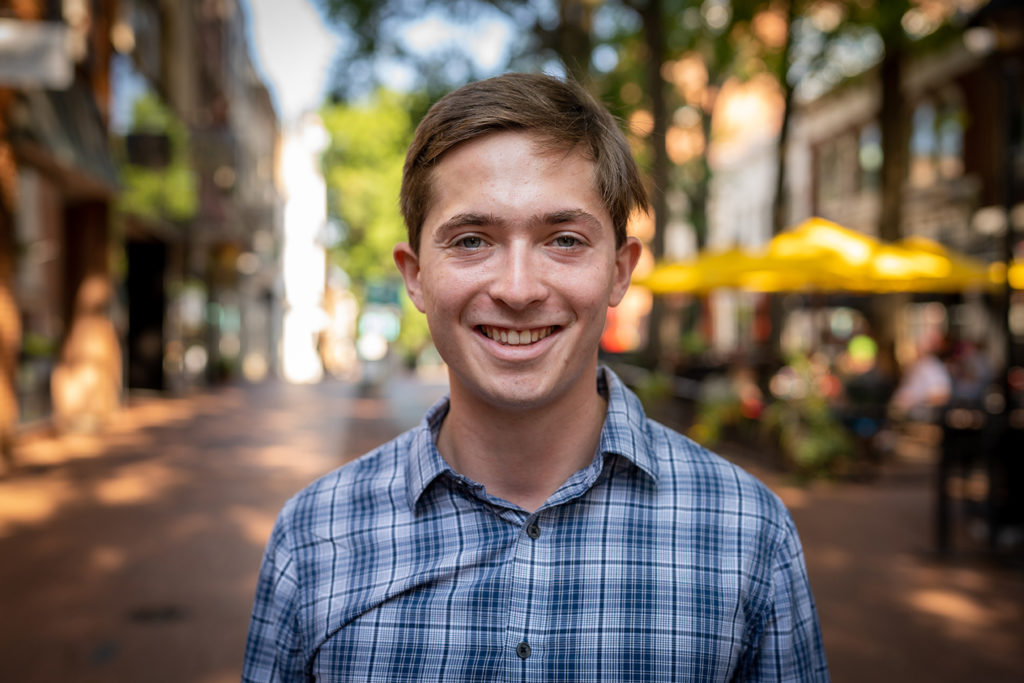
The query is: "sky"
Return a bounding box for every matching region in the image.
[244,0,516,125]
[244,0,341,126]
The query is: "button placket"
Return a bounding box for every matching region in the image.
[505,513,551,673]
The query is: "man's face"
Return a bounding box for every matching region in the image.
[394,130,641,412]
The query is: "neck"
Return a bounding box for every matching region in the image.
[437,367,607,513]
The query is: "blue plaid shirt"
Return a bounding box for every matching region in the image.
[243,368,828,681]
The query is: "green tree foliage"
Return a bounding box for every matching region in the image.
[117,93,197,222]
[396,290,433,363]
[320,89,433,356]
[317,0,547,99]
[321,89,417,284]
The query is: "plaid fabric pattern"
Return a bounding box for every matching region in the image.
[243,368,828,682]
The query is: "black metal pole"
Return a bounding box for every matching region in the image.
[991,55,1020,549]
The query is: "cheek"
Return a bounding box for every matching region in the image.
[421,270,477,318]
[574,261,620,304]
[567,282,618,323]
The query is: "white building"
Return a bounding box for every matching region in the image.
[278,114,329,384]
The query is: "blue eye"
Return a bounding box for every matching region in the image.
[553,235,580,248]
[456,235,484,249]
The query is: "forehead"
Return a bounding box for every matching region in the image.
[425,131,602,214]
[437,130,581,174]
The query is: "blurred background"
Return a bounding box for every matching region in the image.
[0,0,1022,681]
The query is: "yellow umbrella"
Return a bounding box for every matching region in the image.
[732,252,844,292]
[636,218,866,294]
[988,259,1024,290]
[636,217,1003,295]
[765,218,874,290]
[765,218,995,293]
[1010,260,1024,289]
[892,236,997,292]
[635,247,763,294]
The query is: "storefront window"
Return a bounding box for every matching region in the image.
[910,100,939,188]
[815,131,858,206]
[858,122,882,191]
[14,168,63,422]
[909,89,966,188]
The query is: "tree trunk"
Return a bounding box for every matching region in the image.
[0,88,19,472]
[0,194,19,472]
[771,0,797,239]
[767,0,798,362]
[873,44,911,370]
[556,0,595,86]
[878,47,908,242]
[641,0,671,368]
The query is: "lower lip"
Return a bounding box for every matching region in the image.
[475,327,560,359]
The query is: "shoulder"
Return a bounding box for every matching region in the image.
[651,419,786,516]
[643,420,809,602]
[639,417,802,574]
[271,426,419,551]
[601,366,792,533]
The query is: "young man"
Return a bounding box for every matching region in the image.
[243,73,829,682]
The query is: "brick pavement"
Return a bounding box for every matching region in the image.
[733,451,1024,682]
[0,373,1021,682]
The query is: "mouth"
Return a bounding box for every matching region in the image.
[478,325,559,346]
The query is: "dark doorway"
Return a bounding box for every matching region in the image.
[126,241,167,391]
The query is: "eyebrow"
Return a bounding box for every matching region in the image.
[433,209,603,241]
[432,213,504,243]
[543,208,603,231]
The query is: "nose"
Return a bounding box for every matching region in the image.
[488,243,548,310]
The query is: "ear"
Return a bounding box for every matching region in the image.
[609,236,642,307]
[393,242,426,312]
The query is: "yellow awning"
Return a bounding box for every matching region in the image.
[634,217,1005,294]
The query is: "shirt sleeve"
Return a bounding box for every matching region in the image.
[741,514,830,682]
[241,510,309,683]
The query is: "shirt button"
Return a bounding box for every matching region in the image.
[526,522,541,540]
[516,641,532,659]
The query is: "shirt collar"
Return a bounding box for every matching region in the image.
[596,366,660,482]
[404,396,453,510]
[404,366,660,510]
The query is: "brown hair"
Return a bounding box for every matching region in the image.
[401,73,649,252]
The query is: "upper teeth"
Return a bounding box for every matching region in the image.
[481,326,554,345]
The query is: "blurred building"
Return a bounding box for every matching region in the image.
[278,114,328,385]
[705,25,1023,367]
[0,0,282,463]
[114,0,282,391]
[0,0,122,460]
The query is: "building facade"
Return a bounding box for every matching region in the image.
[116,0,282,393]
[0,0,122,465]
[705,32,1023,366]
[0,0,282,468]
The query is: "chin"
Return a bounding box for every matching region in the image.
[458,366,585,414]
[468,380,552,412]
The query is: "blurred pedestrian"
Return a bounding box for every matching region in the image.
[835,333,895,466]
[948,339,993,408]
[890,333,952,422]
[243,74,828,682]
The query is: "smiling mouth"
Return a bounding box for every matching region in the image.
[478,325,558,346]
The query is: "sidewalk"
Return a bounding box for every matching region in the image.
[0,376,1021,682]
[723,443,1024,682]
[0,376,446,683]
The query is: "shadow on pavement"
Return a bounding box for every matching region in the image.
[0,376,445,683]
